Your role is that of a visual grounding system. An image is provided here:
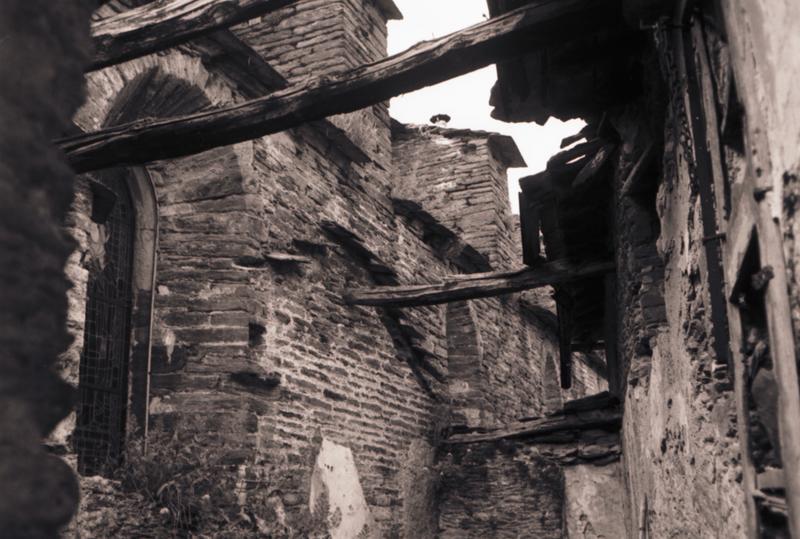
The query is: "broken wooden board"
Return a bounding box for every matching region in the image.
[90,0,298,71]
[343,259,615,308]
[62,0,619,172]
[445,402,621,446]
[184,29,370,164]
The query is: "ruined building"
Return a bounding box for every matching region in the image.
[1,0,799,537]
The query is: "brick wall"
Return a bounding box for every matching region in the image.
[60,37,565,539]
[58,3,613,537]
[62,43,448,535]
[396,124,610,536]
[234,0,396,171]
[438,442,564,539]
[392,124,523,270]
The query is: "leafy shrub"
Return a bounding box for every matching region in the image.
[115,420,329,538]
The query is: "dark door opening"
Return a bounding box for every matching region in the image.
[75,170,136,476]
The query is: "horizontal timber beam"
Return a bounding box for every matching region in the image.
[445,407,622,445]
[445,392,622,465]
[62,0,619,172]
[90,0,297,71]
[343,259,615,308]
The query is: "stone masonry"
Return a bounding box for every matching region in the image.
[56,1,607,537]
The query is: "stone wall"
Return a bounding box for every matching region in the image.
[721,0,800,392]
[58,7,577,538]
[564,463,626,539]
[392,124,523,270]
[613,61,746,539]
[438,441,564,539]
[438,435,623,539]
[234,0,397,170]
[0,0,92,535]
[612,5,800,535]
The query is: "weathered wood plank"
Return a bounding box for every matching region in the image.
[681,22,760,538]
[445,405,622,445]
[505,431,621,465]
[620,142,655,196]
[90,0,298,71]
[546,137,605,171]
[343,259,615,308]
[185,29,370,164]
[603,272,621,395]
[556,292,574,389]
[63,0,619,172]
[446,392,622,465]
[518,190,542,265]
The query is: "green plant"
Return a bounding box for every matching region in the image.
[119,428,248,536]
[115,419,331,538]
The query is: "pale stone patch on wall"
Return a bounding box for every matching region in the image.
[564,463,626,539]
[309,439,377,539]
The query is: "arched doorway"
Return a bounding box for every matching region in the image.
[74,169,137,475]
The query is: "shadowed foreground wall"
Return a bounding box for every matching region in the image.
[617,5,800,535]
[0,0,92,535]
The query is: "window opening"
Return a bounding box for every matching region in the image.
[74,171,136,475]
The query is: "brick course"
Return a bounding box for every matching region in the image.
[59,3,606,536]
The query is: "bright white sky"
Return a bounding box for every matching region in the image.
[387,0,584,213]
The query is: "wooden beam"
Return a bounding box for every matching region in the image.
[62,0,619,172]
[603,272,621,395]
[557,293,574,389]
[518,190,542,265]
[620,142,655,196]
[185,29,370,164]
[445,392,622,465]
[444,393,622,467]
[461,430,621,466]
[343,259,615,308]
[90,0,298,71]
[445,405,621,445]
[546,138,605,171]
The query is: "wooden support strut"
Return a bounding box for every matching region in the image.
[445,392,622,464]
[443,393,622,466]
[677,17,756,537]
[343,259,615,308]
[62,0,619,172]
[89,0,298,71]
[445,407,622,445]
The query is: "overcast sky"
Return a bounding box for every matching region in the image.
[387,0,583,213]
